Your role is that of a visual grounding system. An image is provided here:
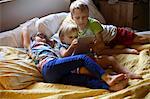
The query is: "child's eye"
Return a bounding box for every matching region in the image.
[69,37,73,39]
[75,17,80,20]
[75,36,78,38]
[83,16,88,19]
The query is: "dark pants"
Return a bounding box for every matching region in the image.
[42,54,109,89]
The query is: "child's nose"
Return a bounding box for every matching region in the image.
[79,18,83,22]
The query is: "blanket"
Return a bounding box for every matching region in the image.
[0,45,150,99]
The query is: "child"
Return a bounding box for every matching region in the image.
[100,24,149,48]
[59,23,80,57]
[63,0,149,55]
[58,23,142,79]
[22,28,129,91]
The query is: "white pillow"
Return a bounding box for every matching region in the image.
[20,18,39,36]
[0,18,39,48]
[13,18,39,47]
[36,12,68,37]
[20,17,39,36]
[77,0,106,23]
[0,31,18,47]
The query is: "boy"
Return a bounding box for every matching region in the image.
[22,28,129,91]
[59,23,79,57]
[62,0,149,55]
[58,22,142,79]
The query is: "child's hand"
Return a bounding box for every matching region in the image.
[70,39,78,49]
[47,39,56,48]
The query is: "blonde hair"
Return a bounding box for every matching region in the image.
[59,23,79,38]
[70,0,89,15]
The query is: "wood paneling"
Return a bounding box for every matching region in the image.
[99,1,149,30]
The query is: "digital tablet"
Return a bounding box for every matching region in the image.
[74,36,96,54]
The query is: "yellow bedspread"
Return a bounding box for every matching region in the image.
[0,45,150,99]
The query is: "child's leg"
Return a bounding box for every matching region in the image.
[101,73,126,86]
[110,27,149,47]
[96,55,142,79]
[71,55,125,86]
[61,73,128,91]
[22,27,30,49]
[109,76,128,91]
[133,34,150,44]
[42,54,125,86]
[61,73,109,89]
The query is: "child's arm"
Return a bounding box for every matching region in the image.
[60,39,78,57]
[95,31,106,50]
[92,30,108,55]
[22,27,33,58]
[22,27,30,50]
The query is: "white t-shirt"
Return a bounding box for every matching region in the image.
[101,24,117,43]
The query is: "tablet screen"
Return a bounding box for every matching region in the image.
[74,36,95,54]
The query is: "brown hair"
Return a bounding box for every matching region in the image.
[31,33,37,41]
[31,32,47,41]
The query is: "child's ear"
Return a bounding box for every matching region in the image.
[71,13,74,19]
[71,15,73,19]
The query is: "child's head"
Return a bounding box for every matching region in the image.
[59,23,79,45]
[31,32,47,43]
[70,0,89,30]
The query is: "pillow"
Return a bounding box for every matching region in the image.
[20,18,39,34]
[17,18,39,47]
[0,31,18,47]
[77,0,106,23]
[0,18,39,48]
[36,12,68,37]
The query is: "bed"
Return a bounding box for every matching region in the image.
[0,12,150,99]
[0,1,150,99]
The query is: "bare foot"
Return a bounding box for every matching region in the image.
[127,73,143,79]
[124,48,139,54]
[109,77,128,91]
[102,73,125,86]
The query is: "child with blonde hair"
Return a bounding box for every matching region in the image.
[59,23,79,57]
[65,0,149,55]
[58,23,142,79]
[22,27,129,91]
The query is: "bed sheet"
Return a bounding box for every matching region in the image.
[0,44,150,99]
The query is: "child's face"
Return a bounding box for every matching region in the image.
[35,33,47,43]
[62,31,78,45]
[72,9,89,30]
